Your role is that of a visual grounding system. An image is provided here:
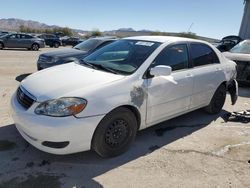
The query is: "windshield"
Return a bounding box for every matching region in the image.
[73,38,100,52]
[82,39,161,75]
[230,40,250,54]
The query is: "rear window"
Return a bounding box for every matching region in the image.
[190,43,219,67]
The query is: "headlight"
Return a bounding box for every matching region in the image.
[35,97,87,117]
[46,57,59,63]
[39,56,58,64]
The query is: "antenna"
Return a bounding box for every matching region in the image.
[188,23,194,33]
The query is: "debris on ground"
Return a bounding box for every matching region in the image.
[222,110,250,123]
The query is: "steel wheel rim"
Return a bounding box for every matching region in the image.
[105,119,129,148]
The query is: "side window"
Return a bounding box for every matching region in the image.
[190,43,219,67]
[152,44,189,71]
[9,34,16,39]
[22,35,32,39]
[95,41,113,50]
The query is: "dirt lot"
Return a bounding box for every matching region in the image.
[0,48,250,188]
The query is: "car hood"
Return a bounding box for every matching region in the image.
[21,63,125,102]
[223,52,250,62]
[41,48,87,58]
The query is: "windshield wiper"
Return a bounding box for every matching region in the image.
[92,63,118,74]
[79,59,97,69]
[80,60,118,74]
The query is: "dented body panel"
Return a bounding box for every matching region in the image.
[11,36,238,154]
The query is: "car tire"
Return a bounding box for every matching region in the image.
[205,84,226,114]
[54,42,59,48]
[31,43,39,51]
[92,107,138,158]
[0,42,4,50]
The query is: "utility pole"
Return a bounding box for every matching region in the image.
[239,0,250,39]
[188,23,194,33]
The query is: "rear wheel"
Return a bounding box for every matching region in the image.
[92,107,137,158]
[0,42,4,50]
[31,43,39,51]
[205,84,226,114]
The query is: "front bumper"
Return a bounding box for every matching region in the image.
[11,94,104,154]
[37,62,55,70]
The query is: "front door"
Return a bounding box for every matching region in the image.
[146,44,194,125]
[5,34,19,48]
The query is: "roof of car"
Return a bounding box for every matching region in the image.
[92,36,117,40]
[124,35,203,43]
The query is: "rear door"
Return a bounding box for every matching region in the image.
[20,34,32,48]
[188,42,224,109]
[146,43,194,125]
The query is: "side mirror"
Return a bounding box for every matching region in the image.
[150,65,172,77]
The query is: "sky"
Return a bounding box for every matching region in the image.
[0,0,246,39]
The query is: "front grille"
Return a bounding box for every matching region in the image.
[16,87,35,109]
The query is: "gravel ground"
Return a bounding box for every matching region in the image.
[0,48,249,188]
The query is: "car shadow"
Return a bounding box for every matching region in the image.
[0,109,228,187]
[15,73,32,82]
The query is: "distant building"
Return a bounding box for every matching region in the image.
[239,0,250,39]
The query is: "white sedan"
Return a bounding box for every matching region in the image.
[11,36,238,157]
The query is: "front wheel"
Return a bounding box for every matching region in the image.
[31,43,39,51]
[204,84,226,114]
[92,107,137,158]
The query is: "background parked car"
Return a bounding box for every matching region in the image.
[0,31,9,37]
[0,33,45,50]
[37,37,116,70]
[223,40,250,85]
[217,35,242,52]
[62,37,84,46]
[37,34,62,48]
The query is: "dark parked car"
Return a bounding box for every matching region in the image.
[223,40,250,85]
[37,37,116,70]
[217,35,242,52]
[0,33,45,50]
[62,37,84,46]
[38,34,62,48]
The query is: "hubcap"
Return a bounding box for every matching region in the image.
[33,44,38,50]
[105,119,129,148]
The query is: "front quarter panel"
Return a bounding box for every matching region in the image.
[73,76,147,130]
